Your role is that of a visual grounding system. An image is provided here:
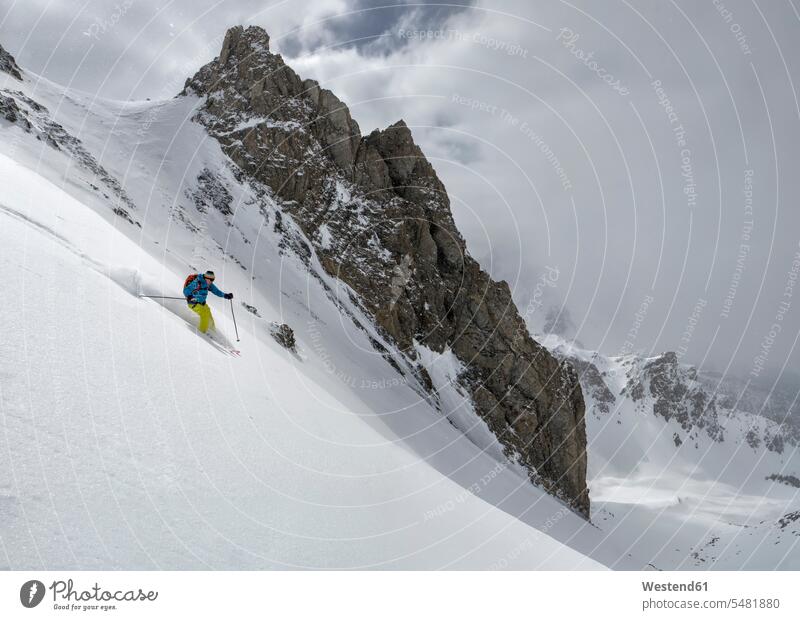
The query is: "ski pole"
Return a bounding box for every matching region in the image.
[230,298,240,342]
[139,295,186,300]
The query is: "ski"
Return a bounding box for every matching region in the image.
[204,332,240,357]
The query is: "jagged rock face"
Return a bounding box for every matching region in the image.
[623,352,725,443]
[183,25,589,516]
[550,342,797,459]
[619,350,800,452]
[567,356,616,415]
[0,43,22,80]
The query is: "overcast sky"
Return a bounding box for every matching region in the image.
[3,0,800,380]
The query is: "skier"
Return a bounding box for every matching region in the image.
[183,270,233,334]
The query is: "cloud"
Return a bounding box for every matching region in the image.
[289,1,800,380]
[274,0,476,57]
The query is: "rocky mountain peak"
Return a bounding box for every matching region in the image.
[182,26,590,516]
[219,25,270,65]
[621,351,723,442]
[0,43,22,80]
[369,119,447,203]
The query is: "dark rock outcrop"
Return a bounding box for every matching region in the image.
[187,168,233,216]
[776,510,800,531]
[182,25,589,515]
[270,323,296,352]
[624,352,724,443]
[0,43,22,80]
[766,473,800,488]
[565,355,616,415]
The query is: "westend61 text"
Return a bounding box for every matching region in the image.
[642,581,708,592]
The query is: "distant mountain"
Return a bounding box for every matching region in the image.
[543,334,800,568]
[697,370,800,445]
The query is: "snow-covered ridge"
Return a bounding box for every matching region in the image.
[0,87,137,224]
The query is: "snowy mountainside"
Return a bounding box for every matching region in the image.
[3,28,592,518]
[2,34,796,570]
[0,48,630,569]
[542,334,800,568]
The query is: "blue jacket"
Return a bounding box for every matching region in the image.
[184,274,226,304]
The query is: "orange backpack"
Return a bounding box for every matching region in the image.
[183,273,199,298]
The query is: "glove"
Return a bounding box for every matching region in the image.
[224,293,233,300]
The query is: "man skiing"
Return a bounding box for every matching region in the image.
[183,270,233,333]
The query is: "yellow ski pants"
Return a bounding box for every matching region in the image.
[189,302,215,333]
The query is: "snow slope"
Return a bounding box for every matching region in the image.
[0,71,634,569]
